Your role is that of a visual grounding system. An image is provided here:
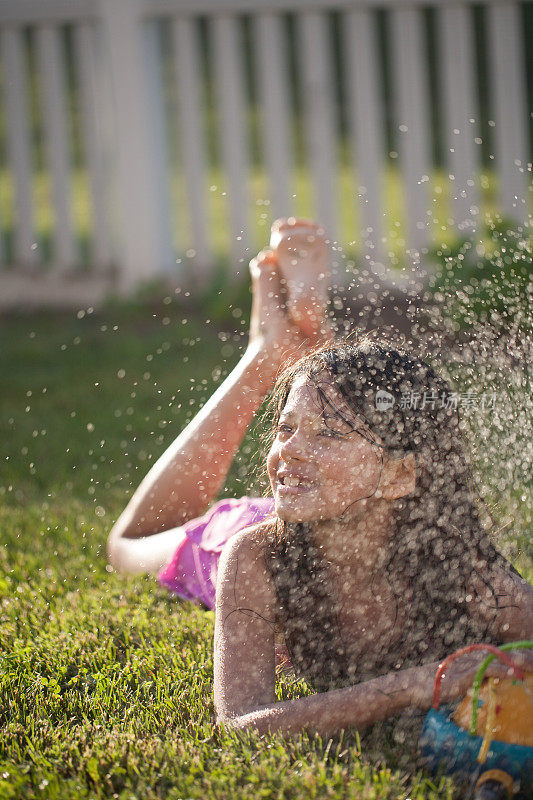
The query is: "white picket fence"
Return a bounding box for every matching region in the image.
[0,0,530,307]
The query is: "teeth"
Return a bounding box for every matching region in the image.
[284,476,300,487]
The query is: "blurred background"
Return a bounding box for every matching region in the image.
[0,0,531,305]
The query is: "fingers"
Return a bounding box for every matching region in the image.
[249,248,285,318]
[250,247,277,267]
[256,248,277,264]
[249,248,278,278]
[271,217,324,234]
[255,225,333,342]
[445,649,533,695]
[270,219,328,255]
[485,649,533,679]
[485,662,516,680]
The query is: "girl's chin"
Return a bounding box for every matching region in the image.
[274,494,369,524]
[274,499,322,524]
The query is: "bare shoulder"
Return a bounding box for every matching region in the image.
[216,520,277,612]
[218,518,274,571]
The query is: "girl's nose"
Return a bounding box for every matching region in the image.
[279,429,308,462]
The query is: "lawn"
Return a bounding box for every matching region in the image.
[0,300,530,799]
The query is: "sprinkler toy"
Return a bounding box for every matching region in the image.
[420,642,533,799]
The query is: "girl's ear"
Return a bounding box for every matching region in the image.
[381,451,416,500]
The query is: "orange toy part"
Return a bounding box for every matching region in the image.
[453,673,533,747]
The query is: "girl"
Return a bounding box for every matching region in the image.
[107,219,533,739]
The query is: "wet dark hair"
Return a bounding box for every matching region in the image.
[265,337,511,692]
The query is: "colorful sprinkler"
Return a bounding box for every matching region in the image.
[419,641,533,799]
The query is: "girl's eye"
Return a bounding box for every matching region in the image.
[276,423,292,435]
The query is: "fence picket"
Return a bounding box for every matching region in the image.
[171,16,212,283]
[438,4,480,231]
[390,7,431,259]
[73,22,110,269]
[297,11,338,242]
[0,26,37,267]
[342,8,385,265]
[253,12,292,221]
[99,0,174,290]
[36,24,77,269]
[487,1,529,220]
[0,170,4,264]
[143,19,175,275]
[212,15,251,274]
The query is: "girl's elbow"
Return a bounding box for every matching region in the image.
[106,524,134,574]
[106,511,136,569]
[106,536,125,573]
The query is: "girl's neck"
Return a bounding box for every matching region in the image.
[311,498,395,574]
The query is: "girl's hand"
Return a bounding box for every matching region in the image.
[409,648,533,710]
[270,218,332,341]
[247,248,331,372]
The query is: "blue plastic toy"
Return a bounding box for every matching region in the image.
[419,642,533,799]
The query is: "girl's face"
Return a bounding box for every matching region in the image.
[267,376,385,523]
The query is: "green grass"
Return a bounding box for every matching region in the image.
[0,305,530,799]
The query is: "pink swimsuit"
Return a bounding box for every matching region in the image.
[157,497,275,610]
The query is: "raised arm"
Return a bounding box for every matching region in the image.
[108,249,311,550]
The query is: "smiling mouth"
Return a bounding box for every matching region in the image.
[277,475,313,494]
